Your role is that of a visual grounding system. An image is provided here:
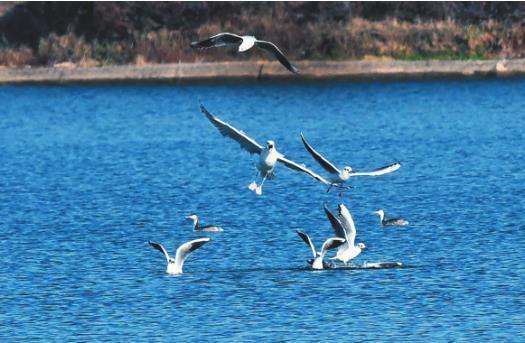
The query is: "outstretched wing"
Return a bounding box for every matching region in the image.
[338,204,356,247]
[148,240,170,263]
[296,230,317,258]
[277,155,331,186]
[174,237,211,269]
[255,40,299,74]
[300,133,340,174]
[201,104,263,155]
[191,32,243,49]
[350,162,401,177]
[320,237,346,258]
[323,206,347,240]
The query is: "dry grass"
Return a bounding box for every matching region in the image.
[2,17,525,67]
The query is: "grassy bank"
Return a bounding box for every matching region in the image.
[1,2,525,67]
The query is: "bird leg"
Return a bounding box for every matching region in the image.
[255,175,267,195]
[248,168,260,191]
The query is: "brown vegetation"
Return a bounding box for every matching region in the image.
[1,2,525,67]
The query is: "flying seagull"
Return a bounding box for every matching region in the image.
[186,214,224,232]
[191,32,299,74]
[201,104,330,195]
[148,238,211,275]
[296,230,345,270]
[324,204,366,265]
[374,209,409,226]
[300,132,401,191]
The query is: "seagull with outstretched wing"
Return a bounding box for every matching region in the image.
[301,132,401,192]
[201,104,329,195]
[148,238,211,275]
[191,32,299,74]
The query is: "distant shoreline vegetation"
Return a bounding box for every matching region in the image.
[1,2,525,67]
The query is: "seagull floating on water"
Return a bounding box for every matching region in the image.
[296,230,345,270]
[191,32,299,74]
[186,214,224,232]
[300,132,401,191]
[148,238,211,275]
[201,104,329,195]
[324,204,366,265]
[374,209,409,226]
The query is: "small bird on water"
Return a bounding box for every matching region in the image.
[186,214,224,232]
[374,209,409,226]
[148,238,211,275]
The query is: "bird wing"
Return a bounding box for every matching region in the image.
[296,230,317,258]
[191,32,243,49]
[200,104,263,155]
[323,206,347,240]
[148,240,170,264]
[277,155,331,185]
[350,162,401,177]
[300,133,340,174]
[255,40,299,74]
[338,209,357,247]
[174,237,211,269]
[320,237,346,259]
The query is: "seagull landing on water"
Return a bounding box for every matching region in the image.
[191,32,299,74]
[324,204,366,265]
[296,230,345,270]
[300,133,401,192]
[374,209,409,226]
[186,214,224,232]
[201,104,330,195]
[148,238,210,275]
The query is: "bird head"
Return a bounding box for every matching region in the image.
[266,140,275,150]
[358,243,366,250]
[343,166,353,173]
[186,214,198,222]
[373,209,384,217]
[168,257,176,264]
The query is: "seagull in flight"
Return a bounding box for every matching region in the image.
[301,132,401,191]
[324,204,366,265]
[374,209,409,226]
[148,238,211,275]
[191,32,299,74]
[201,104,329,195]
[296,230,345,270]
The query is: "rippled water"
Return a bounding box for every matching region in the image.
[1,79,524,340]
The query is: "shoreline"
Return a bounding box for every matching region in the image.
[1,59,524,84]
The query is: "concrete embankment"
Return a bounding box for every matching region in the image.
[0,59,524,84]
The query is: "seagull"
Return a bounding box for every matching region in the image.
[186,214,224,232]
[296,230,345,270]
[300,132,401,191]
[374,209,409,226]
[201,104,330,195]
[324,204,366,265]
[191,32,299,74]
[148,238,211,275]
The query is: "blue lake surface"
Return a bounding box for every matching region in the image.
[1,78,524,340]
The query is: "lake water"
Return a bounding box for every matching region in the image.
[1,78,524,340]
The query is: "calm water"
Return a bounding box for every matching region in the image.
[1,78,524,340]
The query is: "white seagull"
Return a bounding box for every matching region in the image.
[374,209,409,226]
[296,230,345,270]
[324,204,366,265]
[148,238,211,275]
[301,132,401,191]
[201,104,330,195]
[191,32,299,74]
[186,214,224,232]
